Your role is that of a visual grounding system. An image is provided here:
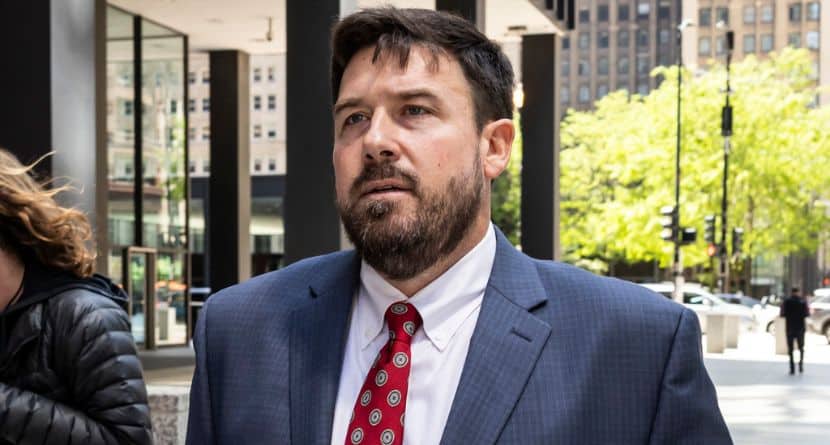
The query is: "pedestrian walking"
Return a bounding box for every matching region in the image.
[0,149,152,444]
[780,287,810,374]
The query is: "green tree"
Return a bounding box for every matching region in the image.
[559,48,830,271]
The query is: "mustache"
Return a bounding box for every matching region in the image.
[350,163,420,197]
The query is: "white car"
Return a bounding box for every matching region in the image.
[639,283,757,333]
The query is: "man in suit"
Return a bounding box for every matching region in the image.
[187,7,732,444]
[780,287,810,374]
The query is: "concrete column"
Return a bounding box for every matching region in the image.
[520,33,561,260]
[774,317,788,355]
[706,313,726,353]
[0,0,107,273]
[725,315,739,349]
[208,50,251,291]
[284,0,342,264]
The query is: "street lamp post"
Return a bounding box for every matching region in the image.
[718,26,734,293]
[673,20,694,303]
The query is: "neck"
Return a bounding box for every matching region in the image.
[383,213,491,297]
[0,248,25,309]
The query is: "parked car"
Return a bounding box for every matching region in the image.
[716,293,762,309]
[808,289,830,343]
[640,283,757,333]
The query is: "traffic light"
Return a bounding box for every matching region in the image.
[732,227,744,256]
[681,227,697,245]
[704,215,716,243]
[706,243,718,257]
[660,206,677,241]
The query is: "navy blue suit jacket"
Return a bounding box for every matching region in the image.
[186,229,732,444]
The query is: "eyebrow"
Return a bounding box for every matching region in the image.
[333,88,442,118]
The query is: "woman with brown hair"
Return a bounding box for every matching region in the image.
[0,149,152,444]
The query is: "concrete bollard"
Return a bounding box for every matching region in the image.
[148,385,190,445]
[774,318,789,355]
[706,314,727,353]
[725,315,739,349]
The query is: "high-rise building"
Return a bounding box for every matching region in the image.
[560,0,683,110]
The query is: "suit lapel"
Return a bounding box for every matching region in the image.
[440,230,552,445]
[289,252,360,445]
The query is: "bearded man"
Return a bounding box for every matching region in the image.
[186,7,732,445]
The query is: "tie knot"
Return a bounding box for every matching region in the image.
[384,302,422,344]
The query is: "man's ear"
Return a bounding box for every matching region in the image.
[479,118,515,180]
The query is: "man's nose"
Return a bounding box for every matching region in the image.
[362,111,400,163]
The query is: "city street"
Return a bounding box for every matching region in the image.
[705,332,830,445]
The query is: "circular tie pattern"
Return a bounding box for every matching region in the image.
[344,302,422,445]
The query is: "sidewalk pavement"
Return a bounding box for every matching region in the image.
[705,332,830,445]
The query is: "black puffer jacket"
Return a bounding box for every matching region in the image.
[0,261,152,444]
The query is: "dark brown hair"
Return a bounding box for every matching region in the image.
[331,7,515,130]
[0,149,95,277]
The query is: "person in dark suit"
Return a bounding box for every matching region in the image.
[780,287,810,374]
[186,8,732,444]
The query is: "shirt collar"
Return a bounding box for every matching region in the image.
[356,223,497,351]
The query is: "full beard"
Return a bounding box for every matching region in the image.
[336,157,484,280]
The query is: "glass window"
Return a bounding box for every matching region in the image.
[807,2,820,20]
[202,126,210,140]
[744,34,756,53]
[699,8,712,26]
[579,9,590,23]
[599,31,610,48]
[254,158,262,172]
[761,34,774,52]
[268,158,276,171]
[761,4,774,23]
[789,3,802,21]
[267,94,276,111]
[659,29,670,44]
[124,100,133,115]
[597,83,609,99]
[618,30,630,47]
[268,66,275,82]
[637,1,650,18]
[189,160,196,173]
[636,54,649,74]
[188,72,196,84]
[202,70,210,83]
[716,7,729,25]
[579,32,590,49]
[657,51,671,65]
[202,98,210,112]
[598,56,609,75]
[561,86,570,104]
[637,28,649,48]
[562,36,570,50]
[268,128,277,140]
[637,82,649,96]
[618,56,630,74]
[806,31,820,49]
[253,124,262,139]
[658,1,671,20]
[619,4,630,21]
[578,59,590,76]
[699,36,711,56]
[202,159,210,173]
[188,99,196,112]
[789,32,802,47]
[188,127,196,140]
[578,85,590,103]
[716,36,726,55]
[253,67,261,82]
[562,59,571,76]
[253,95,261,111]
[170,99,177,114]
[744,6,756,24]
[598,4,609,21]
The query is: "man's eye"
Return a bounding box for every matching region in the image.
[405,106,428,116]
[344,113,367,126]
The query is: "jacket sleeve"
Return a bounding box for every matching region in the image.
[186,299,215,445]
[0,293,152,445]
[648,308,733,445]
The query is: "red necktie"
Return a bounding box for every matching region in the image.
[345,302,422,445]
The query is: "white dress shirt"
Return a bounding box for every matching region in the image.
[331,223,497,445]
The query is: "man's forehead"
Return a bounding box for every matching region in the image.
[346,44,452,77]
